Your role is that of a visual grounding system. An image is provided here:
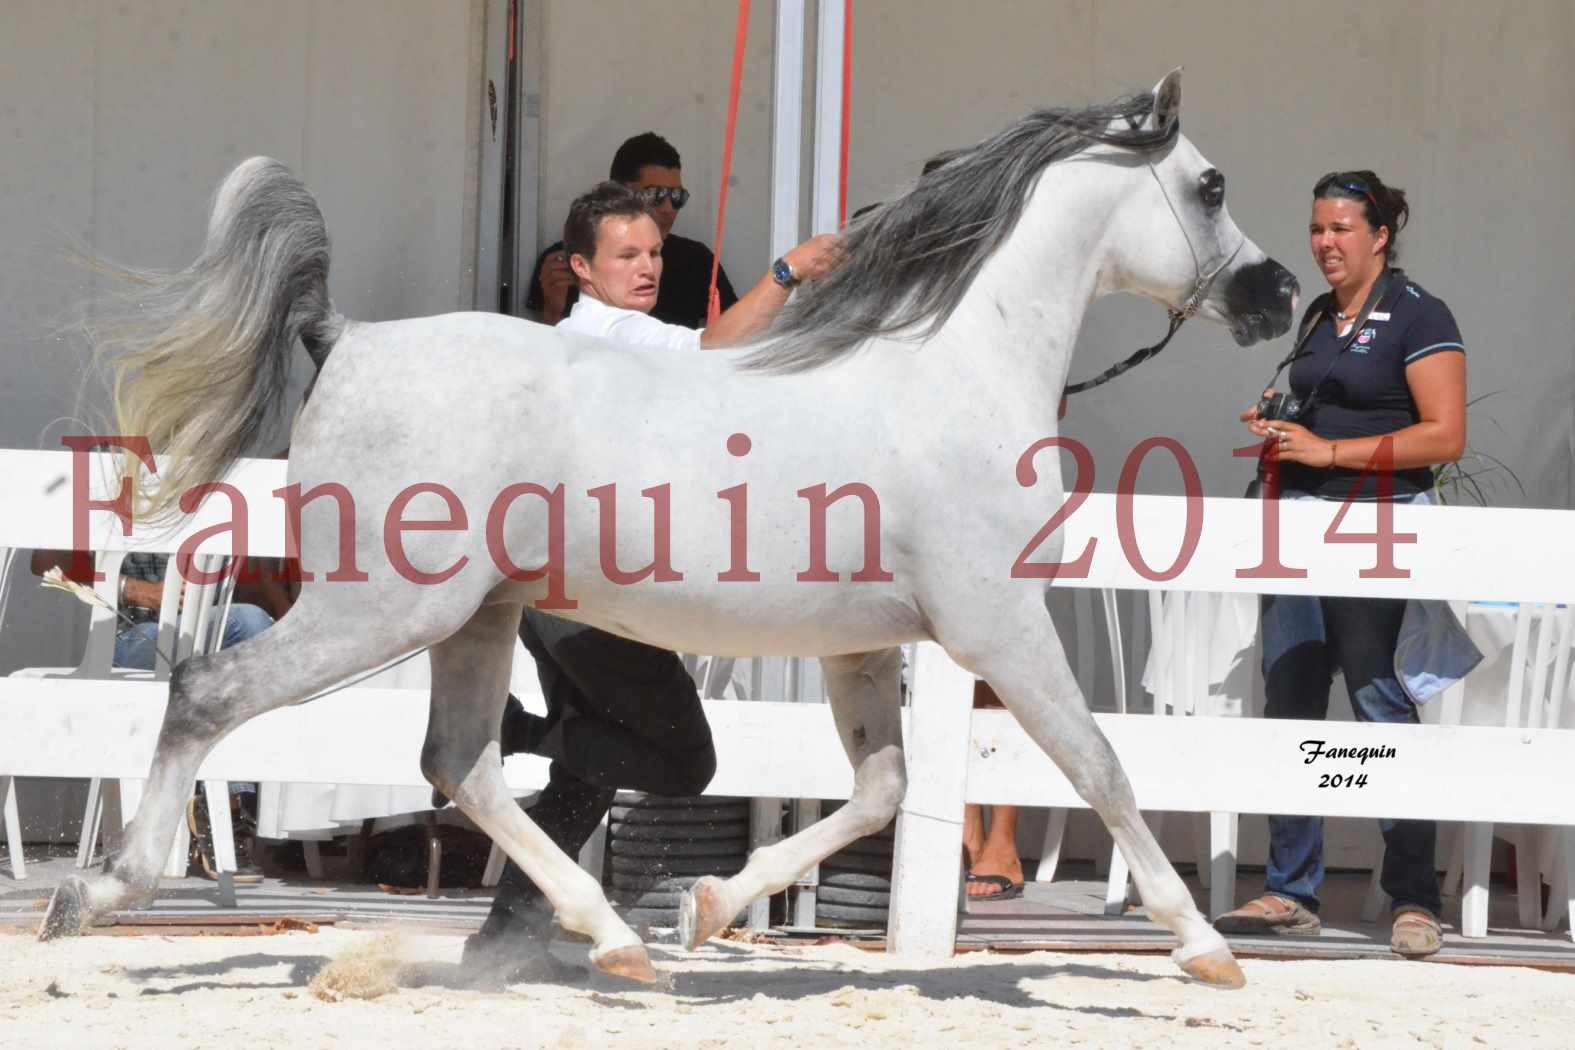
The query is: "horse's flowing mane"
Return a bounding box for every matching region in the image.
[742,92,1178,374]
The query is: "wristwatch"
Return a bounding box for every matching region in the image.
[770,256,799,289]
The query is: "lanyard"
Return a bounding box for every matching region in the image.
[1263,267,1398,410]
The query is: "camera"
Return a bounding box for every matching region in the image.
[1255,389,1305,423]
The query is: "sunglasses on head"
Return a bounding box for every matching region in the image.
[636,185,690,210]
[1315,172,1383,220]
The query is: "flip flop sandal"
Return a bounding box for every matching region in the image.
[1213,894,1322,936]
[965,874,1024,902]
[1390,907,1443,958]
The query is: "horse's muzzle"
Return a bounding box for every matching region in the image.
[1224,259,1298,346]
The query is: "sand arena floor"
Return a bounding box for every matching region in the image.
[4,924,1574,1050]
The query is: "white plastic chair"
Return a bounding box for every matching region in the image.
[1422,602,1574,938]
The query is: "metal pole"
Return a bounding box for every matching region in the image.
[749,0,809,933]
[786,0,849,928]
[770,0,805,257]
[810,0,845,236]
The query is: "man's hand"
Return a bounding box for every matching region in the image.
[783,234,842,284]
[700,234,843,349]
[539,251,575,324]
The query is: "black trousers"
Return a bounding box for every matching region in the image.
[482,608,716,935]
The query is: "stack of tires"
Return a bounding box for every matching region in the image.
[605,792,752,930]
[814,808,895,930]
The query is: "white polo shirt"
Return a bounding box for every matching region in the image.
[556,293,702,353]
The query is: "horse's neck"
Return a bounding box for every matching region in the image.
[932,165,1124,407]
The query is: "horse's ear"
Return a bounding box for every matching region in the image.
[1149,68,1183,129]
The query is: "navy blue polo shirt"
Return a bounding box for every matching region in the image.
[1281,274,1465,500]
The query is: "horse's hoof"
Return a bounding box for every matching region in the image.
[1177,946,1246,988]
[679,875,730,951]
[38,876,89,942]
[590,944,669,988]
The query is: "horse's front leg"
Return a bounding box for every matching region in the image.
[681,647,906,948]
[419,602,659,985]
[941,595,1245,989]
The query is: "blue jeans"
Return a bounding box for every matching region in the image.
[1259,588,1441,916]
[113,603,275,671]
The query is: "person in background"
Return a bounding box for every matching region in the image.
[29,549,287,671]
[1215,170,1465,958]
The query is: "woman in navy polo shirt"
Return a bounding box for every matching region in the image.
[1215,171,1466,957]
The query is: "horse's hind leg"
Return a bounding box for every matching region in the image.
[418,602,658,985]
[682,647,906,948]
[39,598,425,940]
[954,607,1244,988]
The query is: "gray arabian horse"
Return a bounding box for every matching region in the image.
[42,71,1297,988]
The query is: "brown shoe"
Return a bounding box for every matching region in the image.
[1390,906,1443,958]
[1213,893,1322,936]
[187,795,264,886]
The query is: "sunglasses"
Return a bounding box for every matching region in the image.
[1315,172,1382,220]
[635,185,690,210]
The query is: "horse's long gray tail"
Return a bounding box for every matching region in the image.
[91,156,344,520]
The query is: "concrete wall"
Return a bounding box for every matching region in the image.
[530,0,1572,501]
[1,0,485,681]
[532,1,785,282]
[834,0,1574,510]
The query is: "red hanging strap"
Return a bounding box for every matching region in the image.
[707,1,854,320]
[707,0,751,325]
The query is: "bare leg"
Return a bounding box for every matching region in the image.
[418,602,657,984]
[963,804,986,867]
[965,680,1023,898]
[967,805,1024,897]
[682,648,906,948]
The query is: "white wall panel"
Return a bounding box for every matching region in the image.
[0,0,483,674]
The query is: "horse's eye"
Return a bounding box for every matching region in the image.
[1199,169,1225,209]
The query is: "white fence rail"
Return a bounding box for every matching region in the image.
[4,450,1574,954]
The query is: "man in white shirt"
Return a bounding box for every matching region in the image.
[527,132,739,329]
[464,181,838,985]
[556,180,838,351]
